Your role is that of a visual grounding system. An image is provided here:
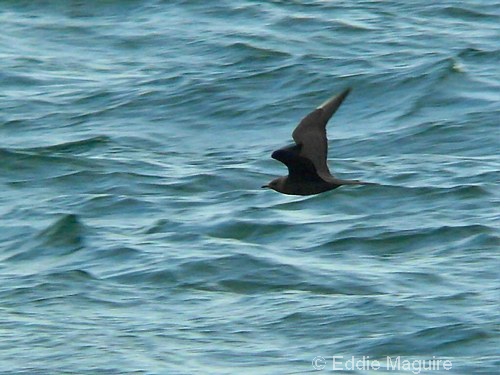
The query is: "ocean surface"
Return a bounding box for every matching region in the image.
[1,1,499,374]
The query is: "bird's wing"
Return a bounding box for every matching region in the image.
[292,88,351,181]
[271,146,324,183]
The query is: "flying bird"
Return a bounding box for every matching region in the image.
[262,88,372,195]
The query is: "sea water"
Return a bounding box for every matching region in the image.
[0,1,498,374]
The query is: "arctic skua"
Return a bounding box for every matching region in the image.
[262,88,372,195]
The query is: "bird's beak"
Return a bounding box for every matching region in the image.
[261,185,269,189]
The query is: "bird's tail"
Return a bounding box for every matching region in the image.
[335,179,377,186]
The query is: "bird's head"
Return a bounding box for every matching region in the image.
[261,177,286,193]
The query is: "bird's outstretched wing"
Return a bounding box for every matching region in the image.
[271,145,324,183]
[292,88,351,181]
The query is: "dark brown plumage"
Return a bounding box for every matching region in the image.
[262,88,373,195]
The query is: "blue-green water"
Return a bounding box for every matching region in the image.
[1,1,499,374]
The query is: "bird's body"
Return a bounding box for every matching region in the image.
[263,88,372,195]
[271,176,340,196]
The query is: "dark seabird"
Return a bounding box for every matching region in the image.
[262,88,372,195]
